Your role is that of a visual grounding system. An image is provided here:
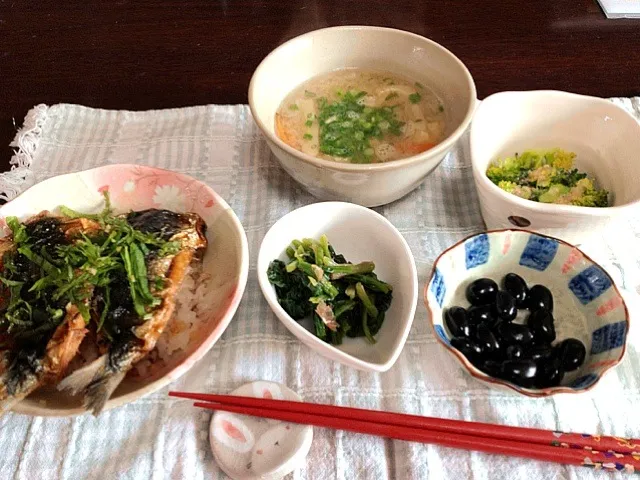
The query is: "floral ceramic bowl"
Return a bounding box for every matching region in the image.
[1,164,249,416]
[424,229,629,397]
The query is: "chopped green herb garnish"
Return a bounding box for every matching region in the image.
[408,92,422,104]
[303,133,313,140]
[0,192,180,338]
[316,90,404,163]
[289,104,299,111]
[305,120,313,127]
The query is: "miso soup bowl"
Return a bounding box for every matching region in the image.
[470,90,640,245]
[249,26,476,207]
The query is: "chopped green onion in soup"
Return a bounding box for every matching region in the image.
[274,69,446,163]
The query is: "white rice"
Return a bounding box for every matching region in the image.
[131,267,211,378]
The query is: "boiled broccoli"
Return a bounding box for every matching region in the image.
[487,149,608,207]
[527,164,555,187]
[487,151,543,183]
[550,168,587,187]
[571,189,609,207]
[497,181,534,200]
[544,148,575,170]
[538,184,570,203]
[575,178,594,191]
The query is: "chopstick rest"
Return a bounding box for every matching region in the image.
[207,381,313,480]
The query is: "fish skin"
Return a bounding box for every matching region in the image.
[59,211,207,415]
[42,306,88,383]
[0,305,87,414]
[0,215,98,413]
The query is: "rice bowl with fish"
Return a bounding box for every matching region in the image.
[0,164,249,417]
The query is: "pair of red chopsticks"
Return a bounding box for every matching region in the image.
[169,391,640,474]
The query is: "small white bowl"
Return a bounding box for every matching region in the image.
[257,202,418,372]
[470,90,640,244]
[249,26,476,207]
[2,165,249,416]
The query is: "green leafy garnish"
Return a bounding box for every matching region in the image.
[6,217,27,244]
[288,104,299,111]
[303,133,313,140]
[305,120,313,127]
[0,192,179,338]
[408,92,422,104]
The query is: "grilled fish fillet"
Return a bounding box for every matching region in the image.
[0,215,100,414]
[58,210,207,415]
[0,306,87,413]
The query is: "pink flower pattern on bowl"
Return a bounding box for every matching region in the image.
[0,164,249,416]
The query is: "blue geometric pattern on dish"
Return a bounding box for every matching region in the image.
[464,233,489,270]
[569,265,613,305]
[590,321,627,355]
[433,325,450,346]
[519,234,559,271]
[430,267,446,307]
[571,373,599,390]
[425,230,628,397]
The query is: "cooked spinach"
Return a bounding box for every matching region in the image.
[267,235,393,345]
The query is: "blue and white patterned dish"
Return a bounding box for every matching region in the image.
[424,229,630,397]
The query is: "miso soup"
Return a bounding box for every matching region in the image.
[275,69,446,163]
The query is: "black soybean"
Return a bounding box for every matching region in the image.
[497,322,534,345]
[451,337,484,360]
[467,305,496,325]
[495,291,517,321]
[502,359,537,387]
[535,355,565,388]
[476,324,501,354]
[506,344,524,360]
[447,275,568,391]
[526,344,553,362]
[480,360,503,377]
[527,309,556,344]
[503,273,529,307]
[528,285,554,312]
[444,307,472,338]
[558,338,586,372]
[466,278,498,306]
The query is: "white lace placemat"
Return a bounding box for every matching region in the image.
[0,100,639,480]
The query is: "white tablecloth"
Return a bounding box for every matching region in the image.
[0,100,639,480]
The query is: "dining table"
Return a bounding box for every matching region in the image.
[1,0,640,172]
[1,2,640,480]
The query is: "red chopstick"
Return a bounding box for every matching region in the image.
[193,401,640,473]
[169,391,640,474]
[169,391,640,455]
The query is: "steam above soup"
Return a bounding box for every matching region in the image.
[275,69,446,163]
